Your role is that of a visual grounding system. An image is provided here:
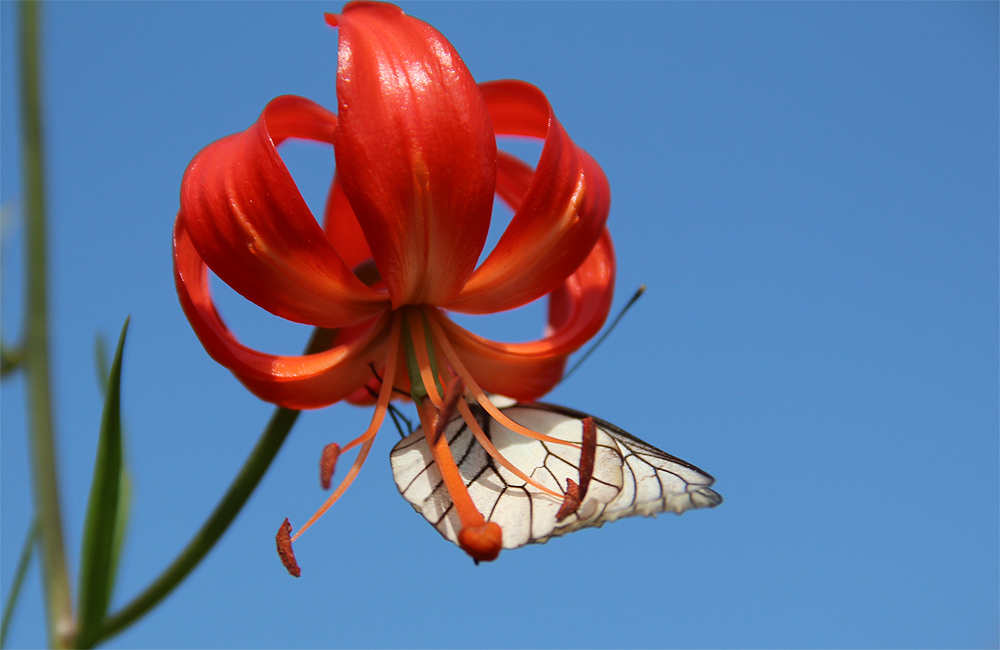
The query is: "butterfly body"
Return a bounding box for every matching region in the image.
[390,399,722,552]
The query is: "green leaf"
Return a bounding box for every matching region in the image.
[96,324,328,644]
[76,317,131,648]
[0,343,22,378]
[0,521,39,649]
[94,329,132,595]
[108,465,131,610]
[94,333,110,393]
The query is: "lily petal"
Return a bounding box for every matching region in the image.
[174,220,392,409]
[439,229,615,400]
[179,94,387,329]
[447,80,611,315]
[323,174,373,271]
[330,2,496,307]
[493,151,535,212]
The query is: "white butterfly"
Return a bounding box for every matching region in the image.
[390,397,722,553]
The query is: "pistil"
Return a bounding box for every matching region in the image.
[416,401,502,563]
[403,326,503,563]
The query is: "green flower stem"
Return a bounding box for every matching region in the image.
[96,406,300,644]
[93,328,337,645]
[19,2,74,647]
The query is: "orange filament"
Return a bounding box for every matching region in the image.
[417,398,502,563]
[406,309,444,408]
[414,309,564,500]
[425,309,578,448]
[455,399,564,499]
[435,375,465,443]
[290,313,402,543]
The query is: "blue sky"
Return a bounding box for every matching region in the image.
[1,2,997,648]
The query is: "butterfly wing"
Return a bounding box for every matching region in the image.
[389,401,722,552]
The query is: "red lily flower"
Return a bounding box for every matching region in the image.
[173,1,614,564]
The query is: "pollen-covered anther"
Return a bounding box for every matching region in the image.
[577,417,597,498]
[276,518,301,577]
[320,442,341,490]
[556,417,596,521]
[556,478,582,522]
[458,521,503,563]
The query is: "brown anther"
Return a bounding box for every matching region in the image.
[556,418,597,521]
[577,417,597,501]
[275,518,301,577]
[556,478,582,522]
[458,521,503,564]
[433,376,465,443]
[320,442,341,490]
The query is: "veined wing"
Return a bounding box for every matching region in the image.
[389,400,722,552]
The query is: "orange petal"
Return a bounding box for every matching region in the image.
[494,151,534,212]
[329,3,496,307]
[438,229,615,401]
[178,94,387,329]
[174,220,393,409]
[447,80,611,315]
[323,174,373,271]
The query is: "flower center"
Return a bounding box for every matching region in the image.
[277,305,580,571]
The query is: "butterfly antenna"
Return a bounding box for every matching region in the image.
[369,362,411,398]
[387,404,413,438]
[561,284,646,383]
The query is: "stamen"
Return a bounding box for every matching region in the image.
[434,375,465,443]
[275,519,301,577]
[455,399,564,499]
[556,479,581,522]
[291,437,377,543]
[368,363,411,398]
[407,310,444,408]
[320,443,341,490]
[340,365,409,453]
[424,311,577,447]
[555,417,597,521]
[417,401,502,563]
[288,313,402,544]
[363,365,416,439]
[577,417,597,501]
